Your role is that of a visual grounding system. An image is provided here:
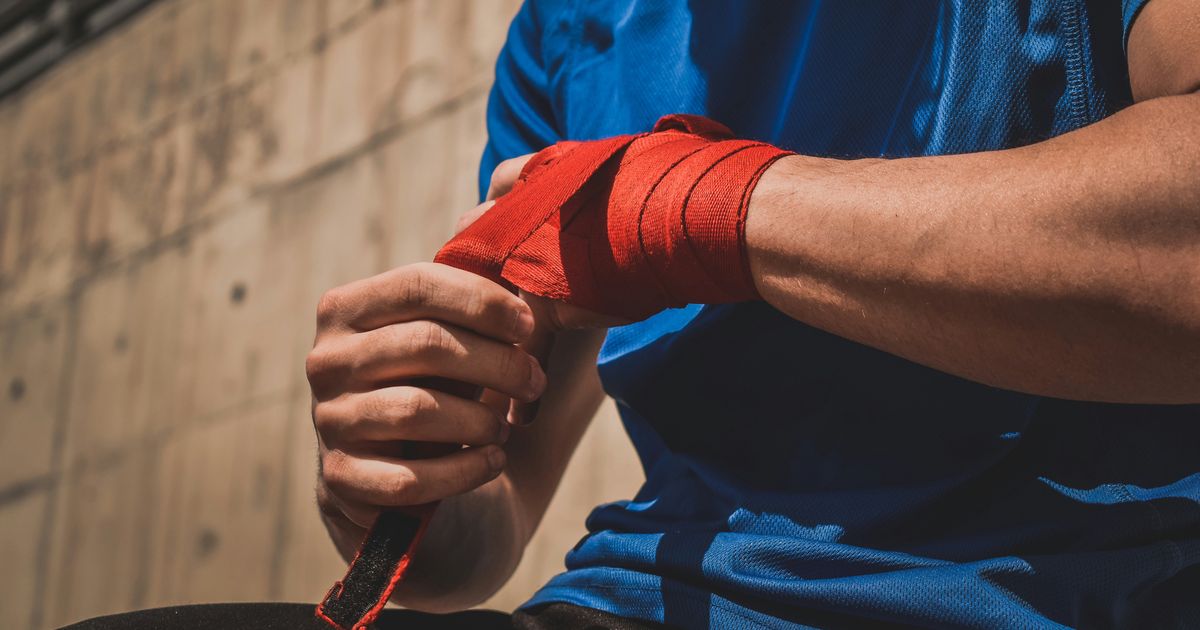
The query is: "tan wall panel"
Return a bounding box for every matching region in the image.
[0,306,68,486]
[224,0,322,85]
[143,398,294,606]
[0,492,48,630]
[276,386,346,600]
[43,452,161,628]
[178,200,309,422]
[62,246,193,467]
[0,166,91,313]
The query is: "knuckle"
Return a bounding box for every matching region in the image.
[320,450,351,491]
[408,321,454,361]
[399,264,433,306]
[350,394,383,425]
[462,285,484,318]
[305,346,333,383]
[496,157,523,181]
[490,161,510,186]
[316,288,347,327]
[387,467,420,504]
[393,387,434,421]
[488,159,525,198]
[312,400,338,432]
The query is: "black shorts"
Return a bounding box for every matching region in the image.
[61,601,673,630]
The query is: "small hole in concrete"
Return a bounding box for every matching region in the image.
[9,378,25,401]
[114,334,128,352]
[196,528,220,558]
[230,282,247,305]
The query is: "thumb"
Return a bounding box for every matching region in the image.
[510,321,554,426]
[486,154,536,201]
[507,293,628,425]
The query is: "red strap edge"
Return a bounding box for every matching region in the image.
[313,504,437,630]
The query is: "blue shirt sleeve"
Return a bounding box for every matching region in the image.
[1122,0,1152,47]
[478,1,564,200]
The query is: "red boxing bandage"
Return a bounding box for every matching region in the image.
[315,116,789,630]
[435,114,792,319]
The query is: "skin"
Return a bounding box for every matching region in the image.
[308,160,612,611]
[746,0,1200,404]
[307,0,1200,612]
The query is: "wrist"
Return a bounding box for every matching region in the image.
[437,115,795,320]
[744,155,806,297]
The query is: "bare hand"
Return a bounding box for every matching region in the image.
[306,262,546,536]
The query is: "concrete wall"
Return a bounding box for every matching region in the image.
[0,2,642,627]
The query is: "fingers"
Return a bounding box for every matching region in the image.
[486,154,535,201]
[316,480,377,531]
[322,445,506,509]
[315,386,509,448]
[455,200,495,234]
[314,320,546,401]
[479,388,513,418]
[316,262,533,343]
[451,152,535,234]
[308,256,542,532]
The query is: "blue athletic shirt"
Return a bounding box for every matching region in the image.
[479,2,1200,628]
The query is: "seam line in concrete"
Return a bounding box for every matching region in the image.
[28,290,79,630]
[0,474,56,509]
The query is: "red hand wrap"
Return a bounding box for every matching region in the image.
[435,114,792,319]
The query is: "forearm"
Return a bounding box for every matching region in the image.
[747,92,1200,403]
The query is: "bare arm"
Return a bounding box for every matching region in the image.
[745,0,1200,403]
[380,327,607,610]
[311,266,609,612]
[311,153,609,612]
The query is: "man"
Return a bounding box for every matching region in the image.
[306,1,1200,628]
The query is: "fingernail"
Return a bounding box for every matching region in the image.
[527,355,546,399]
[515,309,535,338]
[487,446,506,471]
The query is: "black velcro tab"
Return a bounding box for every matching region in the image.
[315,510,426,630]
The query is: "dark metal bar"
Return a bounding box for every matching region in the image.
[0,0,159,100]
